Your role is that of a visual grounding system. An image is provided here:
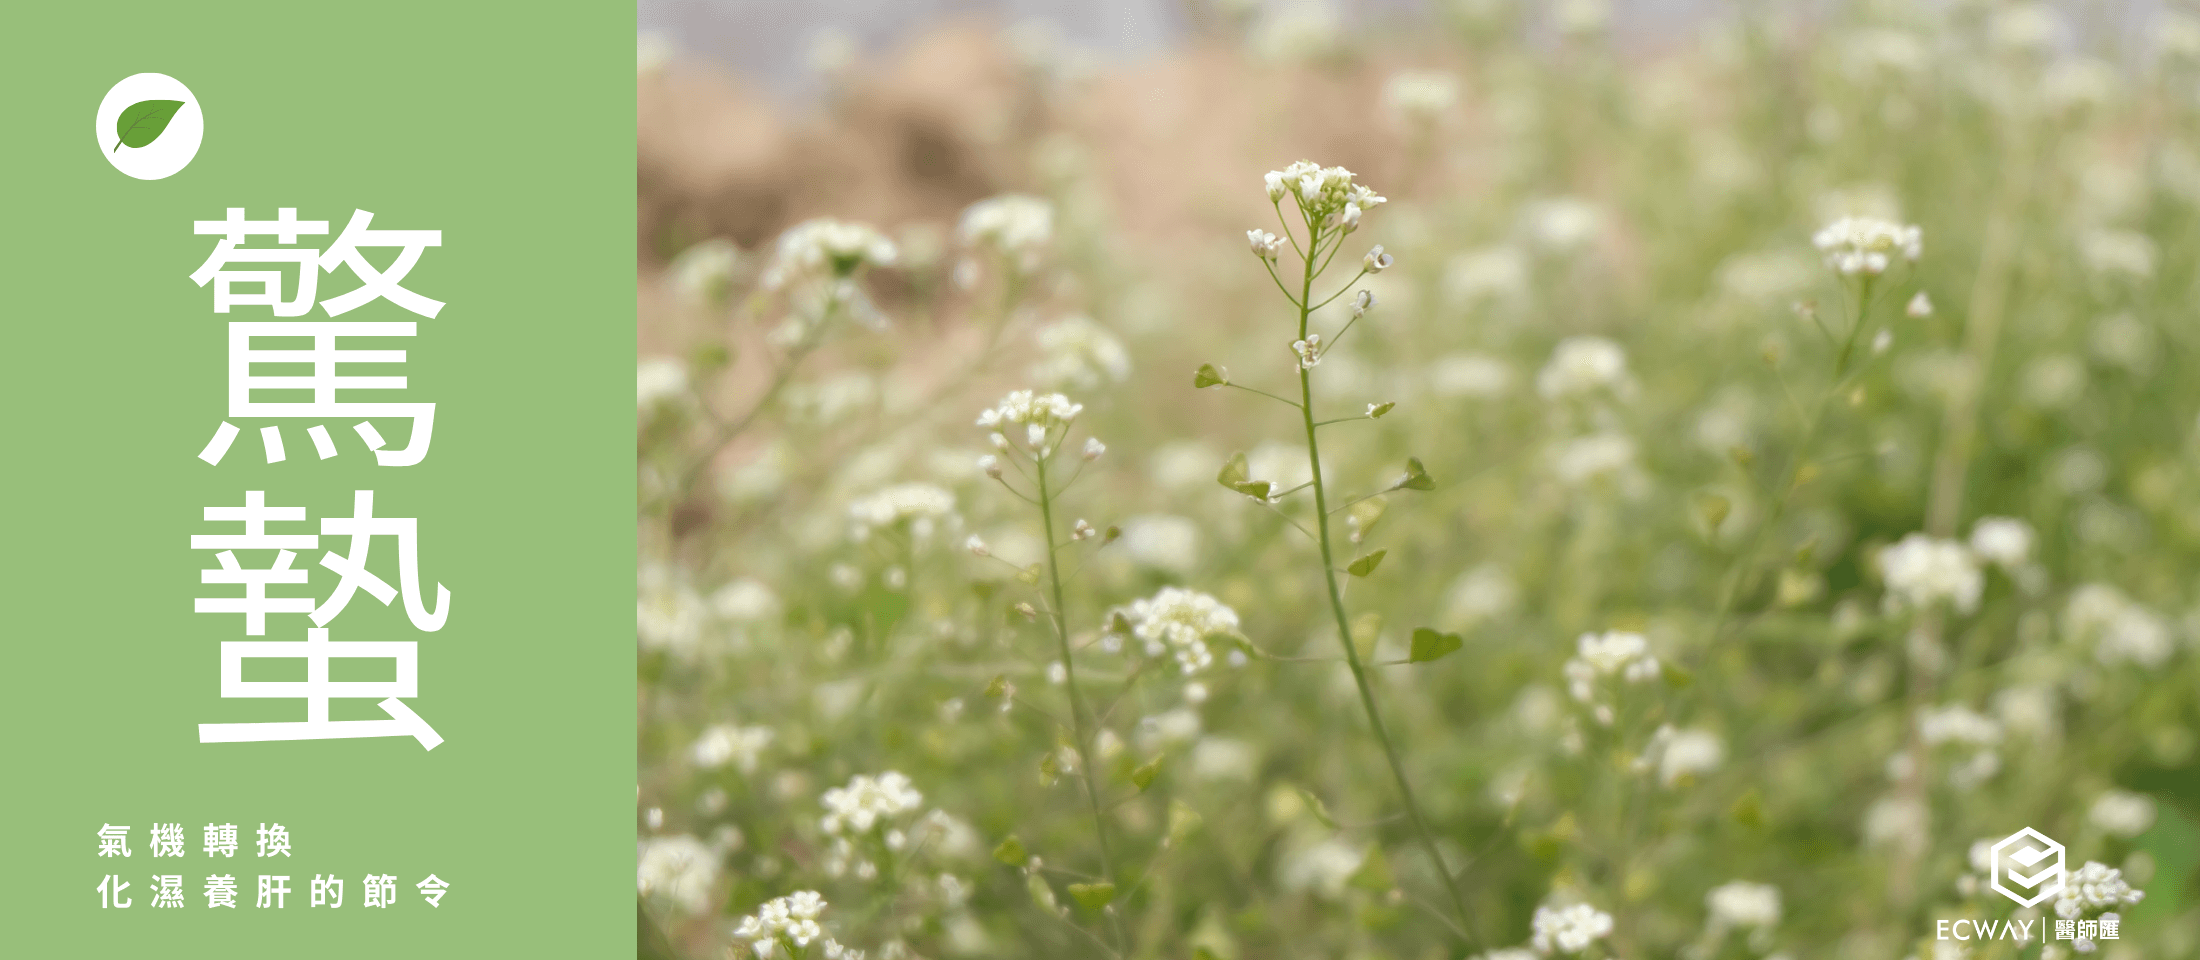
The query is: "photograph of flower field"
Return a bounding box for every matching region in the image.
[635,3,2200,958]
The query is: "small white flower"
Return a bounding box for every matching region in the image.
[978,455,1002,479]
[1351,289,1377,318]
[1083,437,1107,461]
[1907,291,1934,317]
[965,535,990,558]
[1872,329,1894,354]
[1248,229,1283,261]
[1293,334,1324,369]
[1071,518,1098,541]
[1363,244,1394,273]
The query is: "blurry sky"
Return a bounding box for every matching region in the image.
[640,0,2168,97]
[639,0,1731,94]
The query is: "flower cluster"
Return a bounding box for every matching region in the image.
[958,194,1053,260]
[1383,71,1460,125]
[1111,587,1241,675]
[1968,516,2035,568]
[1812,216,1922,276]
[2063,584,2174,667]
[1918,705,2002,747]
[820,771,925,837]
[637,834,721,914]
[2048,863,2145,951]
[692,723,776,773]
[1705,880,1780,932]
[1537,337,1632,401]
[1641,724,1725,786]
[1031,316,1131,389]
[1565,631,1661,701]
[1879,533,1982,614]
[1531,902,1615,954]
[763,218,898,290]
[734,891,861,959]
[976,390,1086,451]
[1264,160,1386,233]
[847,484,957,542]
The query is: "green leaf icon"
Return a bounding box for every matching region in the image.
[113,99,184,153]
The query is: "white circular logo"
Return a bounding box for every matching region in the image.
[95,73,204,180]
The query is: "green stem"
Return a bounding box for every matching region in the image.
[1706,280,1870,644]
[1292,240,1478,947]
[1035,451,1123,951]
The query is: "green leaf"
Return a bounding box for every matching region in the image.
[1194,363,1229,388]
[1231,479,1272,500]
[1392,457,1435,491]
[1038,750,1061,786]
[1367,401,1395,419]
[1216,452,1249,489]
[1408,627,1464,663]
[113,99,184,153]
[993,835,1027,866]
[1067,881,1117,910]
[1347,550,1387,578]
[1130,757,1162,792]
[1296,786,1338,829]
[984,674,1009,699]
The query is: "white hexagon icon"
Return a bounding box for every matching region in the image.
[1990,827,2065,907]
